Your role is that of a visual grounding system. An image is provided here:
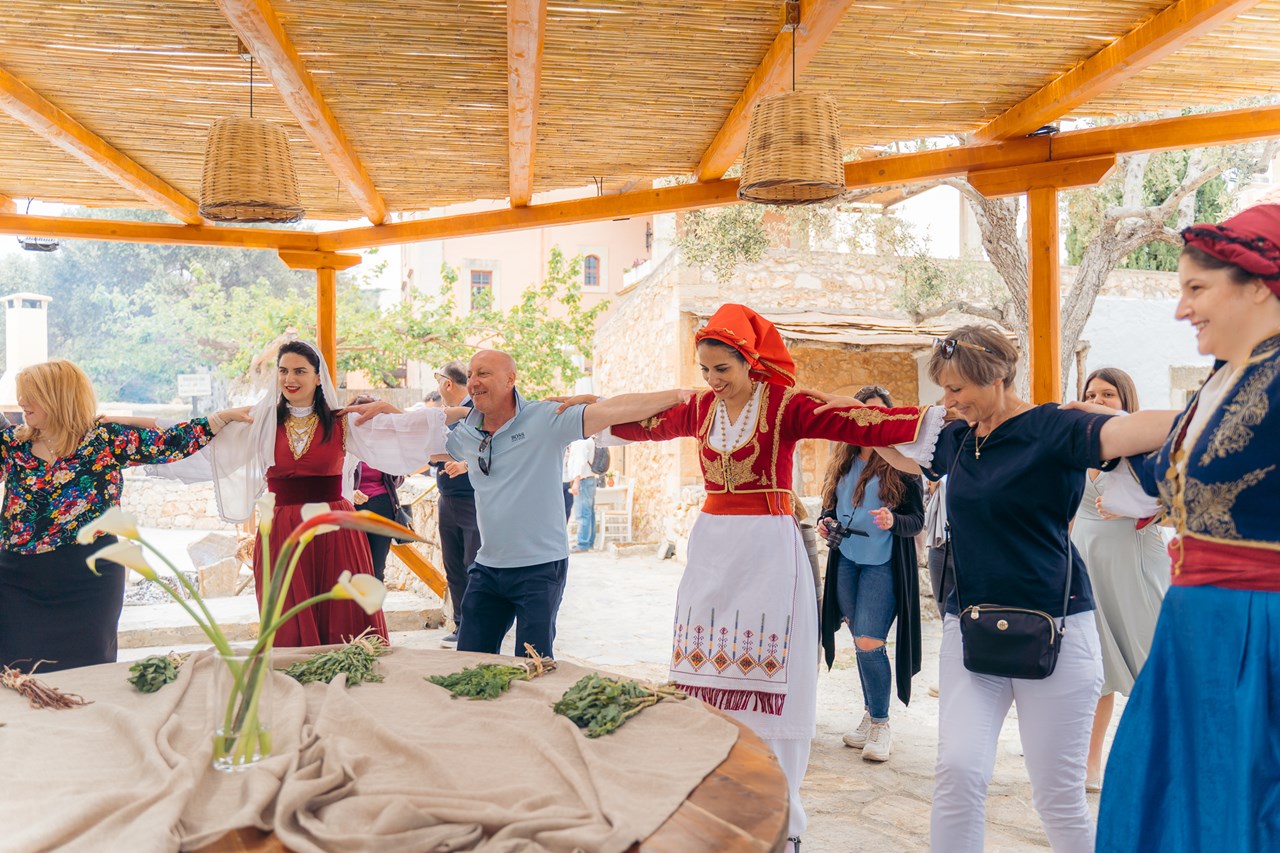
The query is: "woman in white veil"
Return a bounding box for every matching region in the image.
[156,341,460,645]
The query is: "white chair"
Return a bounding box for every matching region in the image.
[596,479,633,546]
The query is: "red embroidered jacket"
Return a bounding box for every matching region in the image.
[612,383,928,515]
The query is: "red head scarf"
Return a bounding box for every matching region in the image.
[694,304,797,387]
[1182,204,1280,297]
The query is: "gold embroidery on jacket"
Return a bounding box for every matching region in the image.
[639,414,665,431]
[1183,466,1273,540]
[1200,359,1276,465]
[832,407,919,426]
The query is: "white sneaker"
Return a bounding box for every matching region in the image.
[862,722,891,762]
[841,712,873,749]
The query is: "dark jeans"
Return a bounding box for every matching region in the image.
[561,482,573,521]
[362,492,395,582]
[438,493,480,631]
[835,553,896,721]
[456,559,568,659]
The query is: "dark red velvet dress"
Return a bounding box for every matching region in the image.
[253,420,389,647]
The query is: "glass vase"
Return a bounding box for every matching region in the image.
[211,648,273,772]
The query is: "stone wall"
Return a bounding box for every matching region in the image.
[121,470,237,531]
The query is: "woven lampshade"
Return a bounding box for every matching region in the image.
[199,116,304,223]
[738,91,845,206]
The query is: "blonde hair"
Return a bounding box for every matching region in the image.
[15,360,99,457]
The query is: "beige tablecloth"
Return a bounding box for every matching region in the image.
[0,648,739,853]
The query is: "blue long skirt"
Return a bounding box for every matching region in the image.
[1096,584,1280,852]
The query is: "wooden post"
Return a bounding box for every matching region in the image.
[1027,187,1061,404]
[316,266,337,382]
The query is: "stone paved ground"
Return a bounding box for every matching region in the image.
[127,548,1122,853]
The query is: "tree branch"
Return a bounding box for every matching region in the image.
[911,300,1006,324]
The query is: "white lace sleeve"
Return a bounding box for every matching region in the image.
[893,406,946,468]
[1095,458,1164,519]
[345,407,448,475]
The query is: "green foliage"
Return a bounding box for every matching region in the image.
[427,663,536,700]
[127,652,187,693]
[552,674,686,738]
[675,205,770,281]
[282,633,390,687]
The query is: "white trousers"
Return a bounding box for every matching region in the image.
[931,612,1102,853]
[766,736,810,838]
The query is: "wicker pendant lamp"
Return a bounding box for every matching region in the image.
[199,44,304,223]
[737,2,845,206]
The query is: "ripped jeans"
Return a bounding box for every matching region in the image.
[834,553,896,721]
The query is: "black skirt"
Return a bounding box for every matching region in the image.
[0,537,125,673]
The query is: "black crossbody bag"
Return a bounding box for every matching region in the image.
[945,431,1071,680]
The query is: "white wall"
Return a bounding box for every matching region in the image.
[1069,297,1212,410]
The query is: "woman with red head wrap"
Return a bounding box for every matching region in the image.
[607,304,945,850]
[1094,204,1280,851]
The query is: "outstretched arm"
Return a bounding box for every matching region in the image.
[1061,401,1177,459]
[581,389,689,437]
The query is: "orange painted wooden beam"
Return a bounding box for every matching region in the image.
[508,0,547,208]
[975,0,1263,142]
[0,67,202,224]
[316,266,337,381]
[967,155,1117,199]
[277,250,362,271]
[216,0,389,225]
[321,179,741,251]
[0,195,14,214]
[0,212,320,250]
[1027,186,1062,404]
[695,0,856,181]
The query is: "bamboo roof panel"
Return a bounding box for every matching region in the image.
[535,0,783,193]
[269,0,511,210]
[804,0,1174,148]
[0,115,143,209]
[1071,1,1280,115]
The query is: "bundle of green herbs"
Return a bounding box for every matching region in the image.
[127,652,189,693]
[283,631,391,687]
[427,643,556,699]
[553,674,686,738]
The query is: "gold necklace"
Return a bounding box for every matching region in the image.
[974,430,992,459]
[285,412,319,460]
[716,385,757,452]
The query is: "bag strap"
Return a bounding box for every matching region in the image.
[947,427,1073,627]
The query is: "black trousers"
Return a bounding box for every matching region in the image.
[561,482,573,521]
[456,559,568,659]
[362,492,395,582]
[0,539,125,673]
[437,492,480,629]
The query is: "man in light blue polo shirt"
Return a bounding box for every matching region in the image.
[445,349,683,658]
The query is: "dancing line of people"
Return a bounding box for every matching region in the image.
[1,202,1277,852]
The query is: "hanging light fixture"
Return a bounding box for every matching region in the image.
[738,0,845,206]
[199,40,304,223]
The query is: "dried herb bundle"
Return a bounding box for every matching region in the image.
[553,675,685,738]
[127,652,189,693]
[284,632,392,687]
[427,644,556,699]
[1,664,92,710]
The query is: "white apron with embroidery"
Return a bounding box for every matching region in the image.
[671,387,817,741]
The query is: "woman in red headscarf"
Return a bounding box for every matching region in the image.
[1092,204,1280,851]
[606,304,944,850]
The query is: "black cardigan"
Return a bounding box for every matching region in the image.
[820,474,924,706]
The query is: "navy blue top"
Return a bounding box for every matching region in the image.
[923,404,1115,617]
[435,398,474,498]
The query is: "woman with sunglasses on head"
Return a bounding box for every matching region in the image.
[1091,205,1280,851]
[1068,367,1169,794]
[598,304,945,852]
[817,384,925,764]
[146,341,467,646]
[814,327,1176,853]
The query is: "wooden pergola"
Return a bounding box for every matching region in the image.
[1,0,1278,401]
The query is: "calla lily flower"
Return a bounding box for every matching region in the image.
[332,570,387,615]
[86,540,157,581]
[75,507,140,545]
[299,503,340,539]
[255,493,276,535]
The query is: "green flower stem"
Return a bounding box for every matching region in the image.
[250,592,339,659]
[264,540,305,634]
[135,535,233,657]
[258,530,272,625]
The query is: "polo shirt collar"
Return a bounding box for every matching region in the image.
[463,388,527,432]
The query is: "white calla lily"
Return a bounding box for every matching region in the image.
[86,540,157,581]
[255,492,276,535]
[332,570,387,615]
[75,506,140,545]
[299,502,338,538]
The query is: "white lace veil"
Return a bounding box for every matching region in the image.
[210,341,343,523]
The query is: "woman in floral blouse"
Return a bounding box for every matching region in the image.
[0,360,248,673]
